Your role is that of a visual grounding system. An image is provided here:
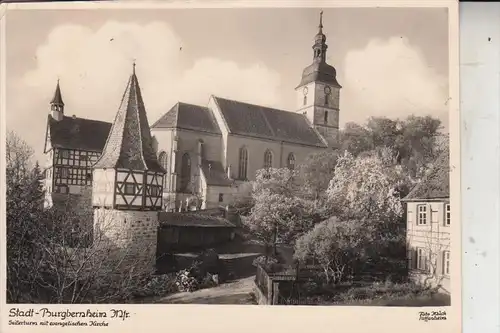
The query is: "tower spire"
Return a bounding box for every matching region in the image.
[49,79,64,121]
[312,10,327,63]
[51,79,64,106]
[319,10,323,32]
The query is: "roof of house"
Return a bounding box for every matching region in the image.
[213,96,327,147]
[201,159,233,187]
[151,102,222,135]
[158,212,235,228]
[403,151,450,201]
[93,68,165,173]
[47,115,112,152]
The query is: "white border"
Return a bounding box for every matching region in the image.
[0,1,462,333]
[460,3,500,333]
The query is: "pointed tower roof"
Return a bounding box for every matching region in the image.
[93,63,165,173]
[50,79,64,105]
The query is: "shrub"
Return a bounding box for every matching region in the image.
[175,269,199,292]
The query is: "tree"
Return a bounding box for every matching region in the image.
[6,131,44,302]
[339,116,445,180]
[294,218,372,284]
[326,150,411,223]
[297,150,338,201]
[5,131,164,303]
[243,168,321,256]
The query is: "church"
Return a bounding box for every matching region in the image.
[42,12,341,211]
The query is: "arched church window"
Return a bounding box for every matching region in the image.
[287,153,296,170]
[180,153,191,192]
[158,151,168,188]
[324,111,328,124]
[238,147,248,180]
[264,149,273,169]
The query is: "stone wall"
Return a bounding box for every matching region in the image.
[93,208,158,271]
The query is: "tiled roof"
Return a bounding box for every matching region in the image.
[297,60,342,88]
[151,102,221,135]
[201,159,233,187]
[47,115,112,152]
[403,151,450,201]
[94,69,165,173]
[158,212,235,228]
[213,96,327,148]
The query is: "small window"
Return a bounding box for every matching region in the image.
[124,184,135,195]
[219,193,224,203]
[61,168,69,178]
[287,153,296,170]
[445,204,450,226]
[264,149,273,169]
[417,248,428,271]
[303,95,307,106]
[324,95,329,106]
[324,111,328,124]
[86,173,92,181]
[60,150,69,159]
[443,251,450,275]
[417,204,427,225]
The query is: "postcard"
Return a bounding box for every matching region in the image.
[0,1,460,332]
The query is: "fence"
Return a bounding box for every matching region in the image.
[254,263,317,305]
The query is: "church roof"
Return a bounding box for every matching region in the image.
[403,151,450,201]
[151,102,221,135]
[93,66,165,173]
[213,96,327,148]
[201,159,233,187]
[46,115,112,152]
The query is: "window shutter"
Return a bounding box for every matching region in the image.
[412,248,418,269]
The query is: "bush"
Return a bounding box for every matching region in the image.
[175,269,199,292]
[252,256,279,271]
[139,274,178,298]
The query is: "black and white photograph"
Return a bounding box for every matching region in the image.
[2,2,458,311]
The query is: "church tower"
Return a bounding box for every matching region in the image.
[296,11,342,149]
[91,63,166,270]
[50,80,64,121]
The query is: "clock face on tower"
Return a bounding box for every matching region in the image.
[303,87,309,95]
[324,86,331,94]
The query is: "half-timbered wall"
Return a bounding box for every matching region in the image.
[112,170,163,210]
[53,148,101,194]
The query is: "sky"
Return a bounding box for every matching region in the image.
[5,7,450,163]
